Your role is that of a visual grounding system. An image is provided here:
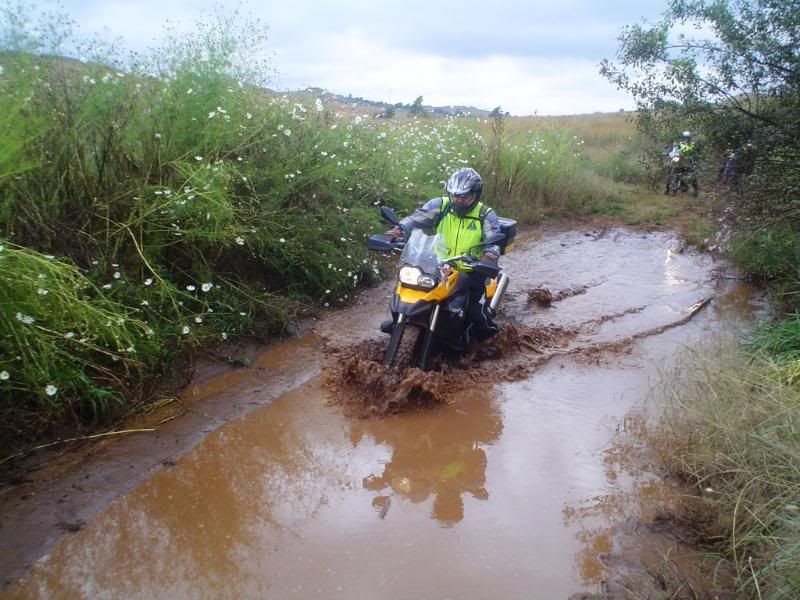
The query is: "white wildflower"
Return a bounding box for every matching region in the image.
[126,346,135,353]
[284,128,291,137]
[279,238,286,243]
[37,288,49,295]
[194,316,202,323]
[64,332,75,339]
[235,236,245,246]
[45,385,58,396]
[187,88,193,94]
[141,300,149,306]
[186,284,196,291]
[221,332,227,340]
[315,98,323,112]
[16,312,35,324]
[154,133,162,139]
[113,271,121,279]
[102,283,112,289]
[208,111,216,119]
[144,278,153,286]
[182,325,190,334]
[0,371,9,380]
[201,282,213,292]
[195,155,203,161]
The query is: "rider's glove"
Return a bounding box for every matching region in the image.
[386,226,403,241]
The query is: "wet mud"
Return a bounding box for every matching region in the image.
[0,227,767,599]
[322,324,575,417]
[528,285,589,307]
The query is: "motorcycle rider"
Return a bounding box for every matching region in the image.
[666,131,699,196]
[386,167,501,342]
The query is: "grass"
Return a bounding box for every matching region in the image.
[648,336,800,598]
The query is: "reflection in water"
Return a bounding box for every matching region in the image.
[9,381,380,598]
[354,388,502,526]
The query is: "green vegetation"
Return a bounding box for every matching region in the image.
[652,344,800,597]
[603,0,800,595]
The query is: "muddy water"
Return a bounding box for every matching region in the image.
[4,228,761,599]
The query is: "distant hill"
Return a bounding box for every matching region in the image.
[283,87,493,118]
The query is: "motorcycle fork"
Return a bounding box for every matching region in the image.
[383,313,406,366]
[417,305,441,371]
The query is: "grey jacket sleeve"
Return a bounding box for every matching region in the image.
[398,197,445,233]
[482,208,501,258]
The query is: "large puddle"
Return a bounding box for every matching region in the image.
[2,228,761,598]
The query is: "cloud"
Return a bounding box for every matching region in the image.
[54,0,662,114]
[273,31,632,115]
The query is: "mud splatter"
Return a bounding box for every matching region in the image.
[321,339,455,417]
[322,324,576,417]
[527,286,588,307]
[528,287,554,307]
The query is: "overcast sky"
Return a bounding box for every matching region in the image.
[53,0,668,115]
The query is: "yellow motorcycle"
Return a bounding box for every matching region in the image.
[368,207,515,370]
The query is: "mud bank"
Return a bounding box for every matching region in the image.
[0,227,764,598]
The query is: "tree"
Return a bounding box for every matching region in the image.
[408,95,426,116]
[601,0,800,224]
[602,0,800,305]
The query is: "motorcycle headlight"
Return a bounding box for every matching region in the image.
[398,267,436,290]
[417,275,436,289]
[399,266,422,285]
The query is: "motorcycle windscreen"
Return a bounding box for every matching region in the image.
[399,229,447,274]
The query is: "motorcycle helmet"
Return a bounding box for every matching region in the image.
[445,167,483,216]
[682,131,692,139]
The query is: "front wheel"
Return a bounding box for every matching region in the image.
[384,324,422,369]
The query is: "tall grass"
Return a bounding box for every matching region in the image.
[0,242,156,433]
[652,342,800,597]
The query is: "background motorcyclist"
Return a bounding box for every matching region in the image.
[387,167,501,342]
[665,131,699,196]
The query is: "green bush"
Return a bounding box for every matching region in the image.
[729,228,800,310]
[0,241,157,441]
